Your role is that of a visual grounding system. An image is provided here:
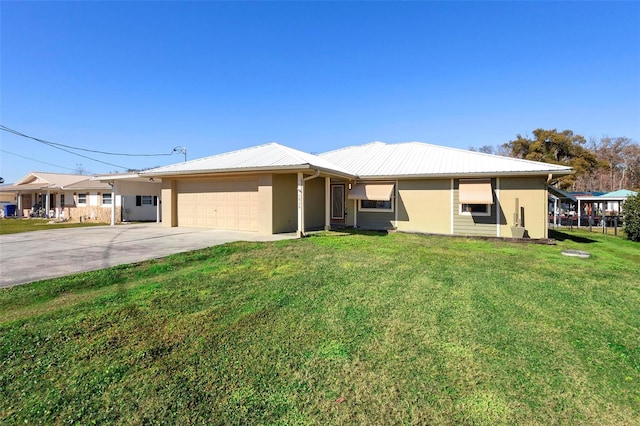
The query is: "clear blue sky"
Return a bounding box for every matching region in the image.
[1,1,639,183]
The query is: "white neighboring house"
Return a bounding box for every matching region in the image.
[0,172,161,223]
[92,172,162,224]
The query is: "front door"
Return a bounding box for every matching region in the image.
[331,184,345,224]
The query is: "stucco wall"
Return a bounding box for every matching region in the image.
[396,179,451,234]
[304,177,326,231]
[272,174,297,233]
[161,179,177,227]
[453,178,498,237]
[498,176,548,239]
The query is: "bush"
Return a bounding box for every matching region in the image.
[623,194,640,241]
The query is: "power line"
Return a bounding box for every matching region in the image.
[0,125,177,157]
[1,125,130,169]
[0,149,77,171]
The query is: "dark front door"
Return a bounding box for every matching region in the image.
[331,184,345,224]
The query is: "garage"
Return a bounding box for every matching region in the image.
[177,177,259,231]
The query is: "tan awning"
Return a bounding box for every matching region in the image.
[348,183,394,201]
[459,179,494,204]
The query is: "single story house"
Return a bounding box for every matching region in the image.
[140,141,573,239]
[0,172,162,223]
[571,189,638,227]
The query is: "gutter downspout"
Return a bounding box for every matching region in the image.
[303,170,320,182]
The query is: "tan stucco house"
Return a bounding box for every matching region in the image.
[140,141,572,239]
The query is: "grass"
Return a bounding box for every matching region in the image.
[1,230,638,424]
[0,218,105,234]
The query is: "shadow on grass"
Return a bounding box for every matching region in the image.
[549,230,598,244]
[313,227,389,237]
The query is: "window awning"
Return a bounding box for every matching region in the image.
[348,183,394,201]
[459,179,494,204]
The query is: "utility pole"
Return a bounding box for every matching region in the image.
[173,146,187,162]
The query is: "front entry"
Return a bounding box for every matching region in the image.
[331,184,346,225]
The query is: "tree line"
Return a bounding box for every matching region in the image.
[470,129,640,191]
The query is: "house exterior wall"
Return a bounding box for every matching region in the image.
[498,176,548,239]
[173,176,260,230]
[68,192,120,223]
[272,174,297,233]
[15,191,121,222]
[396,179,451,234]
[161,179,178,227]
[304,177,326,231]
[160,173,296,234]
[258,174,274,235]
[0,193,16,203]
[453,178,498,237]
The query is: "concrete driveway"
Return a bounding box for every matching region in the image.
[0,223,296,288]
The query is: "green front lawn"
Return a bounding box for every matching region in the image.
[1,230,638,424]
[0,218,105,234]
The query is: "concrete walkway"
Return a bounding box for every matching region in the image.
[0,223,296,288]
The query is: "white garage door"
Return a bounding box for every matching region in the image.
[177,178,259,231]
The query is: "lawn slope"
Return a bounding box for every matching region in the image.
[1,230,638,424]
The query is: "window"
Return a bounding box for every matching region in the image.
[360,200,393,211]
[460,203,491,216]
[78,193,87,205]
[136,195,157,206]
[60,194,65,206]
[458,179,493,216]
[349,183,395,213]
[102,193,112,205]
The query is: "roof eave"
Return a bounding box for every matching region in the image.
[142,164,356,179]
[356,170,574,180]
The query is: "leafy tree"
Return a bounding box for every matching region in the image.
[623,194,640,242]
[503,129,599,190]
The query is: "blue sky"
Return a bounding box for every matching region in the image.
[1,1,639,183]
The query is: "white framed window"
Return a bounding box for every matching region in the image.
[60,194,65,206]
[458,179,493,216]
[77,193,87,205]
[460,203,491,216]
[349,183,395,213]
[359,199,394,212]
[102,193,112,205]
[136,195,157,206]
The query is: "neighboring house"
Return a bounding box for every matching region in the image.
[570,189,638,227]
[141,141,573,239]
[0,172,161,223]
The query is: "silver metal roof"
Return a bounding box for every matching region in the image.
[142,142,355,177]
[141,141,573,179]
[319,141,573,178]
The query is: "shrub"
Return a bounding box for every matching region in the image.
[623,194,640,242]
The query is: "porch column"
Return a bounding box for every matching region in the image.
[156,195,161,223]
[577,199,581,229]
[17,192,22,217]
[45,190,51,218]
[325,177,330,231]
[353,199,357,228]
[110,182,116,227]
[297,172,304,238]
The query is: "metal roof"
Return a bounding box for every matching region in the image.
[319,141,573,178]
[15,172,90,188]
[142,142,355,178]
[601,189,637,198]
[0,172,107,192]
